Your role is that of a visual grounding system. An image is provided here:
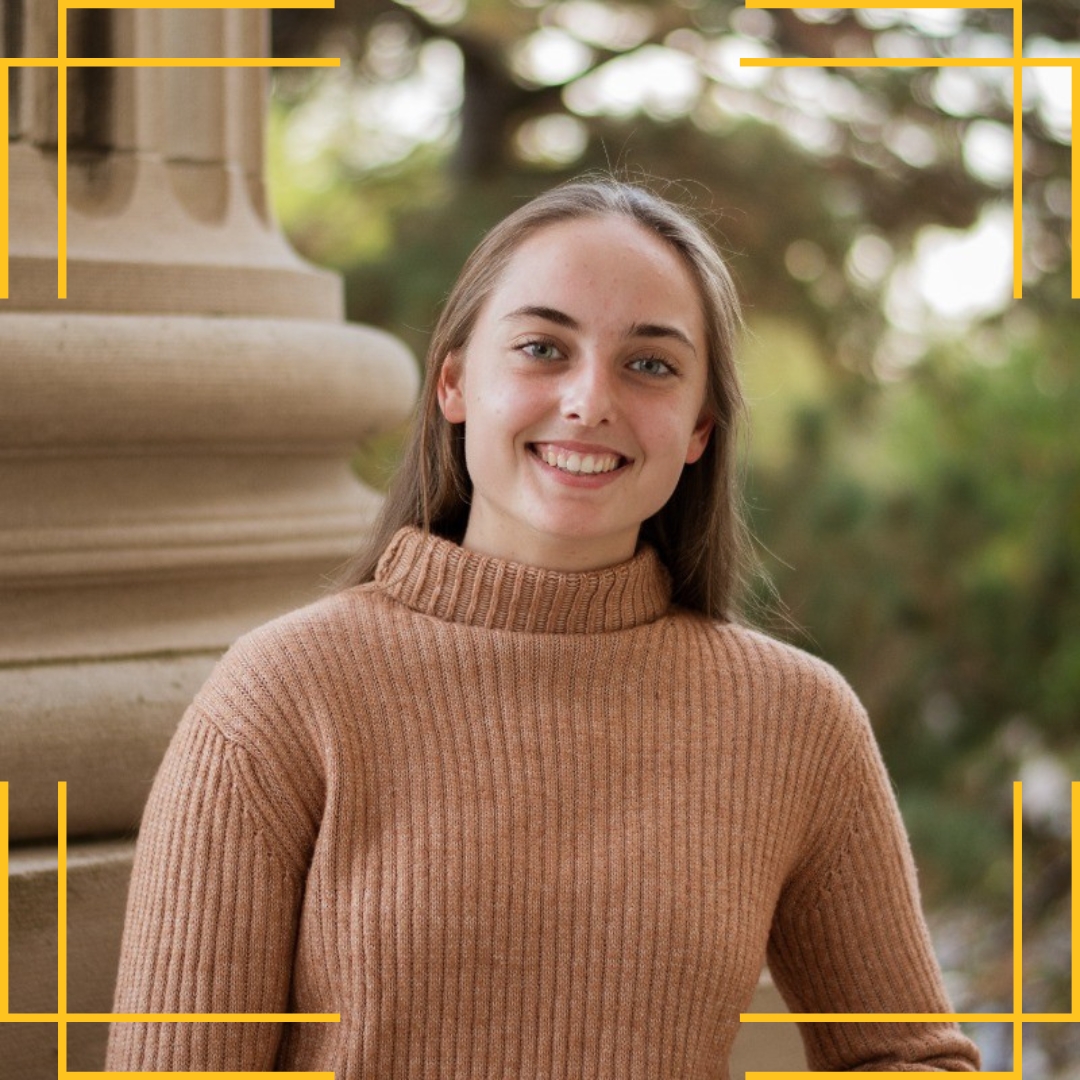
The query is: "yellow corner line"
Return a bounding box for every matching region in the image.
[90,1012,341,1023]
[0,70,8,301]
[57,779,68,1072]
[1073,80,1079,300]
[0,57,339,68]
[1012,63,1024,299]
[1012,780,1024,1075]
[742,57,1017,68]
[740,57,1080,69]
[740,1011,1077,1024]
[0,1011,341,1023]
[741,1012,1009,1023]
[56,1,68,301]
[1014,782,1024,1017]
[33,1,341,299]
[68,57,340,67]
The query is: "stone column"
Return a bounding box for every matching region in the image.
[1,6,417,1074]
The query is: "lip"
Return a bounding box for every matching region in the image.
[528,440,633,461]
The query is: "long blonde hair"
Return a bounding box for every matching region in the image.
[338,178,755,622]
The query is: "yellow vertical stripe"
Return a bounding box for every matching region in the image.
[1013,780,1023,1071]
[56,1,68,299]
[58,781,68,1073]
[1011,1,1023,299]
[0,67,9,300]
[1012,74,1023,298]
[1072,67,1078,299]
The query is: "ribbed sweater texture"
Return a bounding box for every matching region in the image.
[107,526,980,1077]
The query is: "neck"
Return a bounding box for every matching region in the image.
[460,516,639,574]
[459,530,638,574]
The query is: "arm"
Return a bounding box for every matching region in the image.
[106,696,312,1070]
[766,690,980,1071]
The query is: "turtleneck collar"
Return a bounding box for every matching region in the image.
[373,526,673,634]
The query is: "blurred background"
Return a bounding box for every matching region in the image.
[266,2,1079,1073]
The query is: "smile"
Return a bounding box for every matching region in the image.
[529,443,629,476]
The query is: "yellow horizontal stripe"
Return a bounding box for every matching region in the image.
[0,57,337,68]
[741,1011,1076,1022]
[742,57,1016,68]
[69,57,339,67]
[1,1012,338,1023]
[93,1012,340,1023]
[742,56,1079,68]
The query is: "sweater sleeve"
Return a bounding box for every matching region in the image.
[106,690,314,1071]
[765,679,981,1072]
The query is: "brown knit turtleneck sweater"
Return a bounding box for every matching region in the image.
[107,527,980,1076]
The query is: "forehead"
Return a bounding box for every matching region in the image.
[484,215,705,334]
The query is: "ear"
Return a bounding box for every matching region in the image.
[436,351,466,424]
[684,411,715,465]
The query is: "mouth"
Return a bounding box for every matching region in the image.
[528,442,631,477]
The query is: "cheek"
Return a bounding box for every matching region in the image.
[640,402,708,471]
[471,381,545,432]
[636,403,685,453]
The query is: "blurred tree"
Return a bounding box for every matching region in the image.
[742,311,1080,1070]
[269,0,1076,366]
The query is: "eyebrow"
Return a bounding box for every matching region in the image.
[629,321,697,354]
[502,305,580,330]
[502,305,697,353]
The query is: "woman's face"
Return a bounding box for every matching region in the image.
[437,214,714,572]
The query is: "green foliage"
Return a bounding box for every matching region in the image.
[746,313,1080,912]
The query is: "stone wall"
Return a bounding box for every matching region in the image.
[1,7,416,1073]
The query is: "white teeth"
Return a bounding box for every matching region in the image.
[534,445,621,475]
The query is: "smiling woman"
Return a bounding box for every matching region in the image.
[436,214,714,571]
[106,179,981,1078]
[349,178,748,616]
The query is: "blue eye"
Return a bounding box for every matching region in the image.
[630,356,675,377]
[521,340,563,361]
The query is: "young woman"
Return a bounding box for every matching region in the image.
[107,180,980,1076]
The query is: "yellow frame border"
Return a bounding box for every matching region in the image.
[1,779,1076,1077]
[741,0,1077,300]
[0,780,339,1078]
[740,779,1080,1079]
[0,0,340,301]
[0,2,1073,302]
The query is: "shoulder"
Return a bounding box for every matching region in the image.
[238,580,396,650]
[705,620,865,716]
[671,614,874,758]
[189,585,392,742]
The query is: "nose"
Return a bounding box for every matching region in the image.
[560,355,617,427]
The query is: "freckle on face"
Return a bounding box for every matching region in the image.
[443,215,713,572]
